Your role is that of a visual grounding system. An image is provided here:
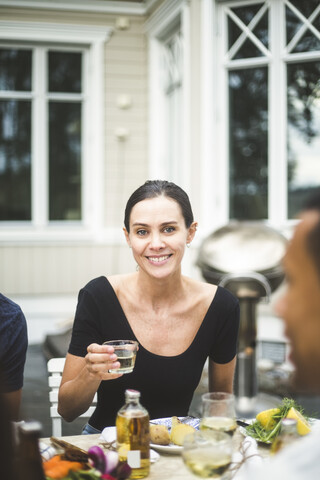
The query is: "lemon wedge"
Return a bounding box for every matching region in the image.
[286,407,311,435]
[256,408,280,430]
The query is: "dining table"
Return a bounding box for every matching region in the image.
[41,428,271,479]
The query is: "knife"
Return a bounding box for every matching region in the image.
[236,419,250,428]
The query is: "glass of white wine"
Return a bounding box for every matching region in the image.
[182,430,232,478]
[200,392,237,436]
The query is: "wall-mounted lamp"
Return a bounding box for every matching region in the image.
[116,16,130,30]
[116,94,132,110]
[114,127,129,141]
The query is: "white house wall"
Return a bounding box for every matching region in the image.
[0,6,149,301]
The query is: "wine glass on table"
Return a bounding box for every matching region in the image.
[182,430,232,479]
[200,392,237,436]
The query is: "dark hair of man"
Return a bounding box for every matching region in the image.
[124,180,194,232]
[303,188,320,277]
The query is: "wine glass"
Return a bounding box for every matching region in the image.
[182,430,232,478]
[200,392,237,436]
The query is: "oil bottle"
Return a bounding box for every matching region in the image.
[116,389,150,478]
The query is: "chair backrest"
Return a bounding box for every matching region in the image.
[47,357,97,437]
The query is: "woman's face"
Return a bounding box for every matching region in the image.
[124,195,197,280]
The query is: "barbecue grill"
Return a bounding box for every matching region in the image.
[197,222,288,414]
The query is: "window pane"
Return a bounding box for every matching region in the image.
[287,61,320,218]
[286,2,320,53]
[229,67,268,220]
[289,0,320,19]
[49,102,81,220]
[228,5,268,60]
[0,49,32,91]
[0,100,31,220]
[48,51,82,93]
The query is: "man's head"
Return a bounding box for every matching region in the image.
[276,190,320,392]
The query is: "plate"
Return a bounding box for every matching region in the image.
[150,416,200,455]
[150,443,183,454]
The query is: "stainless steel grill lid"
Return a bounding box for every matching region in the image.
[197,222,288,293]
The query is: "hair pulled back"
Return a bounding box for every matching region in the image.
[124,180,194,232]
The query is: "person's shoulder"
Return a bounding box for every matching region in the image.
[0,292,22,313]
[81,274,133,297]
[0,293,26,323]
[107,273,135,294]
[184,277,217,300]
[0,294,27,344]
[216,285,239,306]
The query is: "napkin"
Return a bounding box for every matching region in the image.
[230,436,263,479]
[100,427,160,463]
[39,441,57,461]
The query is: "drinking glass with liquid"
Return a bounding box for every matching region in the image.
[200,392,237,436]
[182,430,232,478]
[104,339,138,374]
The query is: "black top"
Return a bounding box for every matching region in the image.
[68,276,239,429]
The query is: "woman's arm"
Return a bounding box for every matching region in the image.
[58,343,122,422]
[208,356,237,393]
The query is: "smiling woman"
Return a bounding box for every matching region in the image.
[57,180,240,432]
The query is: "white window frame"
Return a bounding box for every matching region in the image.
[203,0,320,233]
[145,0,191,194]
[0,21,113,243]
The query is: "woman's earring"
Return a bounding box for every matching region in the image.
[186,243,190,248]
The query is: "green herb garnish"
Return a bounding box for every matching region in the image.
[245,397,307,444]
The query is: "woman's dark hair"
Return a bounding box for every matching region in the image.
[124,180,194,231]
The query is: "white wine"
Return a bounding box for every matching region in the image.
[116,390,150,479]
[183,448,231,478]
[109,351,136,374]
[200,416,237,436]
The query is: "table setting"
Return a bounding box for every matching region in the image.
[40,341,316,480]
[40,391,276,480]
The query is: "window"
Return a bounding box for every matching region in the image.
[0,21,112,240]
[0,48,32,220]
[0,47,83,222]
[213,0,320,224]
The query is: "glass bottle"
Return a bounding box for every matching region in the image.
[17,421,46,480]
[271,418,300,454]
[116,389,150,479]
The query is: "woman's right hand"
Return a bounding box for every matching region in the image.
[85,343,123,380]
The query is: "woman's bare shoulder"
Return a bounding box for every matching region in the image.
[107,273,136,292]
[184,276,217,299]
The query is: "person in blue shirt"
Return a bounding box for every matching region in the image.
[0,293,28,420]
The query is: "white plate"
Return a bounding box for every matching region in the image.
[149,443,182,454]
[150,416,200,455]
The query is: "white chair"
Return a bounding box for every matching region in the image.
[47,357,97,437]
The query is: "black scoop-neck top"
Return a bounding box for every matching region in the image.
[68,276,239,429]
